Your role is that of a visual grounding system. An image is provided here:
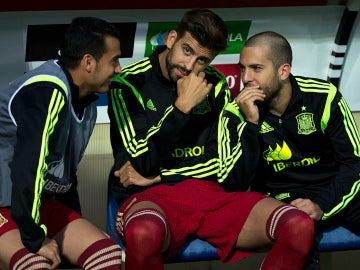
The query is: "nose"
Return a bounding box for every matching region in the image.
[115,61,122,75]
[184,57,197,72]
[241,68,253,84]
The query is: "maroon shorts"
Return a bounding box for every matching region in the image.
[119,179,266,263]
[0,199,82,238]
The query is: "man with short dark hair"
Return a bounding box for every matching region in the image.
[108,10,314,270]
[0,17,123,269]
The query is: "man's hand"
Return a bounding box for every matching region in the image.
[114,161,161,188]
[235,86,265,124]
[175,71,213,114]
[291,198,324,221]
[37,237,61,270]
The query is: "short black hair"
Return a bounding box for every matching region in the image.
[59,17,121,69]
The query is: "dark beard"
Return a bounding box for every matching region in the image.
[165,54,175,84]
[165,52,191,86]
[262,82,282,108]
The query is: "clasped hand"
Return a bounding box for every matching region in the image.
[175,71,213,114]
[235,85,265,125]
[291,198,324,221]
[114,161,160,188]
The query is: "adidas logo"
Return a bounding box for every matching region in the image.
[260,121,274,134]
[146,99,157,111]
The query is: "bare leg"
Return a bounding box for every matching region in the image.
[236,197,283,249]
[0,229,53,270]
[54,218,119,266]
[0,229,24,270]
[236,197,314,270]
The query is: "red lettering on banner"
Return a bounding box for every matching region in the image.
[213,64,241,99]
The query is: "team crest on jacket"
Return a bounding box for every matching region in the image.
[296,113,316,135]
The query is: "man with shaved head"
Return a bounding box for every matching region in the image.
[236,31,360,269]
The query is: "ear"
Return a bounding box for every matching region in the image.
[82,54,93,73]
[166,30,177,49]
[279,63,291,80]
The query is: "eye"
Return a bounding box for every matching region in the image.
[249,65,263,72]
[197,58,207,65]
[183,46,191,55]
[112,58,120,68]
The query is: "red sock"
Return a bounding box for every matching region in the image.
[124,208,168,270]
[9,248,51,270]
[261,205,314,270]
[77,238,122,269]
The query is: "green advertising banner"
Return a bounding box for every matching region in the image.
[144,20,251,56]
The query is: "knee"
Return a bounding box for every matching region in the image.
[286,211,314,244]
[284,210,314,256]
[278,208,315,257]
[267,205,314,252]
[125,219,159,244]
[124,208,168,250]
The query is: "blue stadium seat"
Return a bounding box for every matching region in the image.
[319,226,360,252]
